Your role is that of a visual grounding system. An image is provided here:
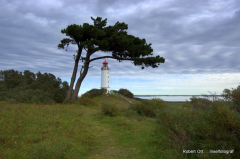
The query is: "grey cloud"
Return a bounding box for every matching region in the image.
[0,0,240,80]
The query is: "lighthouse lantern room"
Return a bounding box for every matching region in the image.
[101,60,110,93]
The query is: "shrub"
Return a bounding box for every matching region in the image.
[118,88,134,98]
[156,104,192,149]
[190,97,212,110]
[130,98,164,117]
[101,102,119,117]
[189,102,240,158]
[156,100,240,158]
[77,96,97,106]
[222,84,240,113]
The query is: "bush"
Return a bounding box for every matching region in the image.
[156,103,192,148]
[101,102,119,117]
[189,102,240,158]
[118,88,134,98]
[77,96,97,106]
[130,98,164,117]
[190,97,212,110]
[156,100,240,158]
[222,84,240,113]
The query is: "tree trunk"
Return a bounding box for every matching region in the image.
[71,55,90,101]
[64,47,82,102]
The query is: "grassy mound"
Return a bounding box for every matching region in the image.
[1,92,240,158]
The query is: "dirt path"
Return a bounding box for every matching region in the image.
[81,107,129,159]
[119,95,134,104]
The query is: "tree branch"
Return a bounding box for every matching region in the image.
[89,47,101,56]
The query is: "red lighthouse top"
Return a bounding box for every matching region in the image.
[103,60,108,64]
[101,60,109,70]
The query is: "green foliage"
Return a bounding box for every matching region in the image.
[190,102,240,158]
[58,16,165,70]
[222,84,240,112]
[156,103,193,149]
[77,96,97,106]
[156,98,240,158]
[0,69,23,89]
[118,88,134,98]
[5,89,55,104]
[82,88,107,98]
[0,69,69,103]
[101,102,119,117]
[130,98,164,117]
[190,97,212,110]
[58,17,165,69]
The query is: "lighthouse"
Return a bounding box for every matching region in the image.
[101,60,110,93]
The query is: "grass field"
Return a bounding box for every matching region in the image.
[1,94,239,158]
[0,95,172,159]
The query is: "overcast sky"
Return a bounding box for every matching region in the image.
[1,0,240,95]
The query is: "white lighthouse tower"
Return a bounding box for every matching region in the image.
[101,60,110,93]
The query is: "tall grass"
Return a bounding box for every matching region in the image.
[129,98,164,117]
[0,97,172,158]
[101,102,119,117]
[76,96,97,106]
[156,98,240,158]
[0,102,96,158]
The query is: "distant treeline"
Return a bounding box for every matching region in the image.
[0,69,69,104]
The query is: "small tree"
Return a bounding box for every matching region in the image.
[58,17,165,102]
[222,84,240,112]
